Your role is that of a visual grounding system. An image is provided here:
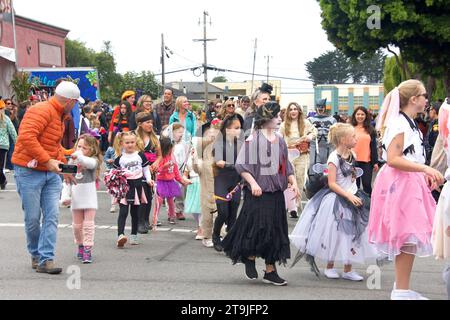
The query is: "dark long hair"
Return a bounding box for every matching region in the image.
[351,106,374,135]
[160,136,174,158]
[118,101,132,124]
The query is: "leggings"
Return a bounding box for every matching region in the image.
[138,183,153,227]
[72,209,96,247]
[118,204,139,236]
[0,149,7,185]
[356,161,373,195]
[154,197,175,222]
[213,200,239,239]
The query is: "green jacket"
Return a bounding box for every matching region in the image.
[0,115,17,150]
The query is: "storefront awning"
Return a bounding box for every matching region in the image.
[0,46,16,62]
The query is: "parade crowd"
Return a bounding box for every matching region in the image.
[1,78,449,300]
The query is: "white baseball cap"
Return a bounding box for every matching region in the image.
[55,81,85,104]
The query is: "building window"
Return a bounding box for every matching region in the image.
[338,96,348,106]
[354,96,364,107]
[38,41,62,67]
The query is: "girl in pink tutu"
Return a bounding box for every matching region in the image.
[368,80,445,300]
[155,137,191,225]
[431,98,450,299]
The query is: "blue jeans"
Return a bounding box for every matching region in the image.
[14,166,62,266]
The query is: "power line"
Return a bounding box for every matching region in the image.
[206,66,314,82]
[154,65,315,83]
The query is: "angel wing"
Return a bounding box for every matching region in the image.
[355,167,364,178]
[311,163,328,174]
[288,149,300,162]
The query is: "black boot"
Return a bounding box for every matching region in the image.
[212,233,223,252]
[138,209,148,234]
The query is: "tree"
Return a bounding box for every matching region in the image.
[94,41,122,104]
[306,49,386,85]
[65,39,95,68]
[120,71,160,100]
[318,0,450,96]
[306,50,351,85]
[212,76,227,83]
[350,50,386,83]
[65,40,161,105]
[384,56,446,101]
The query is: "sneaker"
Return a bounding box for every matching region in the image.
[391,289,429,300]
[324,268,340,279]
[77,245,84,260]
[176,212,186,221]
[290,211,299,219]
[195,228,205,240]
[31,257,39,270]
[117,235,127,248]
[168,218,176,225]
[82,247,92,264]
[263,271,288,286]
[36,260,63,275]
[243,258,258,280]
[342,271,364,282]
[202,239,214,248]
[129,235,139,245]
[156,221,162,227]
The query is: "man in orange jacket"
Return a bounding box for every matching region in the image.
[12,81,84,275]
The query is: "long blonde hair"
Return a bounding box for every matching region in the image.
[378,79,425,137]
[218,99,235,119]
[113,131,136,157]
[136,95,153,113]
[175,96,188,112]
[284,103,305,137]
[328,123,354,147]
[398,79,425,109]
[0,109,5,128]
[135,112,160,152]
[75,134,103,179]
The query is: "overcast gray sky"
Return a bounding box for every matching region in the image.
[14,0,336,92]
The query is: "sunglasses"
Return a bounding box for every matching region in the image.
[227,104,235,108]
[417,93,428,99]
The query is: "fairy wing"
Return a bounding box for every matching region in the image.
[311,163,328,175]
[288,149,300,162]
[355,167,364,178]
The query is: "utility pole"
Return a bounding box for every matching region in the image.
[161,34,165,95]
[160,34,173,97]
[264,55,273,83]
[194,11,216,111]
[250,39,258,94]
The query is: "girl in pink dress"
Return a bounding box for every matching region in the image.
[431,98,450,299]
[368,80,445,300]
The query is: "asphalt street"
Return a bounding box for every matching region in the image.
[0,172,447,300]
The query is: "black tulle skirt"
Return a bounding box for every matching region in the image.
[222,189,291,265]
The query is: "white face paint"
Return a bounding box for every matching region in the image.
[266,113,282,130]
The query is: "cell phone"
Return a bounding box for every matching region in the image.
[59,164,78,174]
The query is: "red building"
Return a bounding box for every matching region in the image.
[0,15,69,68]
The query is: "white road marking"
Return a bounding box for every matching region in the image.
[0,223,199,234]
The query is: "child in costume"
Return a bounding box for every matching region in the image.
[222,102,300,286]
[290,123,378,281]
[368,80,444,300]
[431,98,450,299]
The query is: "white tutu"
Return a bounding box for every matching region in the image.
[290,189,378,266]
[432,182,450,260]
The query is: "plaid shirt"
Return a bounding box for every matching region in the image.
[155,102,175,128]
